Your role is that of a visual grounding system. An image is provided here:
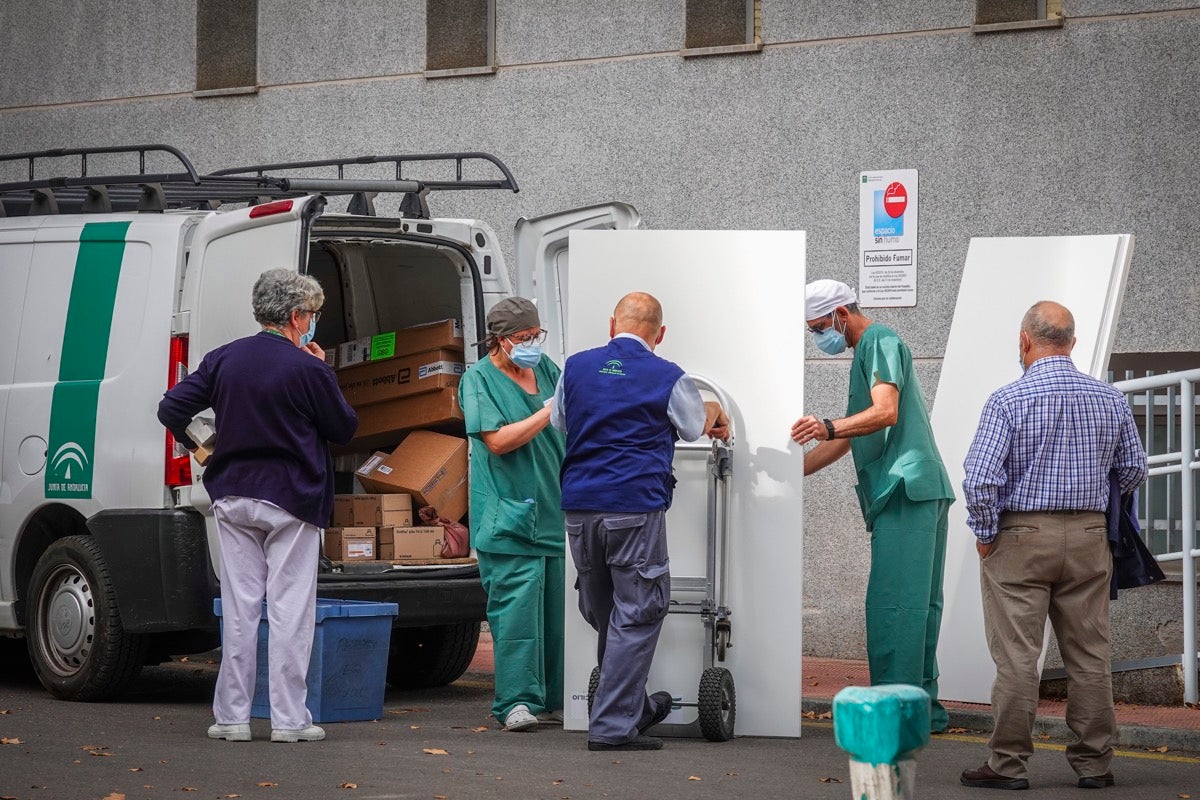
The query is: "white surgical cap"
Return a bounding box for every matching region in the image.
[805,279,857,320]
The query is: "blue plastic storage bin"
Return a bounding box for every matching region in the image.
[213,597,399,723]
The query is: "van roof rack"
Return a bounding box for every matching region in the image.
[0,145,519,219]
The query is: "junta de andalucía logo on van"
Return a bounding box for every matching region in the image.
[598,359,624,376]
[45,221,130,499]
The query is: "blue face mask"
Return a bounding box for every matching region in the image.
[506,339,542,369]
[299,315,317,347]
[812,315,847,355]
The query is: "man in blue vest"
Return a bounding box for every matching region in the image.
[551,291,729,751]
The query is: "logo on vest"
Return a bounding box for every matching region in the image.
[598,359,624,376]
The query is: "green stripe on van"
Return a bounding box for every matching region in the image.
[45,221,130,499]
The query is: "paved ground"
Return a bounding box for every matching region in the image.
[1,639,1197,800]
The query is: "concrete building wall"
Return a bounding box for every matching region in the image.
[2,2,1197,663]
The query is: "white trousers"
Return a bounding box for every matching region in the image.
[212,496,319,731]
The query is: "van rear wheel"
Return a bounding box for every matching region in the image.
[26,535,146,701]
[385,621,480,689]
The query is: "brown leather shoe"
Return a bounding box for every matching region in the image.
[1077,772,1115,789]
[960,763,1030,790]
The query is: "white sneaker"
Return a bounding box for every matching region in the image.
[536,709,564,724]
[207,723,251,742]
[504,704,538,731]
[270,725,326,743]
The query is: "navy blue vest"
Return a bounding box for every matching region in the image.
[560,337,685,512]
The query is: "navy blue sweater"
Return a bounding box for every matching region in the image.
[158,331,358,528]
[560,337,684,512]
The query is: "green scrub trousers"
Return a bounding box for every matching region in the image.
[848,324,956,732]
[867,491,951,732]
[459,354,567,723]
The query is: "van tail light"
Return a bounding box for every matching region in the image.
[248,199,294,218]
[164,335,193,488]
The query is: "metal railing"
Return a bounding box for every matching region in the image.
[1111,368,1200,704]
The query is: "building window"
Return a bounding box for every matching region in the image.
[426,0,496,77]
[195,0,258,95]
[683,0,761,57]
[973,0,1064,33]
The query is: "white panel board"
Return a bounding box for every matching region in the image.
[561,229,807,738]
[934,234,1134,703]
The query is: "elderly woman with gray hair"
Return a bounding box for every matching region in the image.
[158,268,357,744]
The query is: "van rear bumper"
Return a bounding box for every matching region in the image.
[87,508,219,634]
[316,565,487,627]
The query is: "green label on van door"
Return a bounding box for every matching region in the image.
[45,222,130,499]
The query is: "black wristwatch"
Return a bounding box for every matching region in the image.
[822,418,837,440]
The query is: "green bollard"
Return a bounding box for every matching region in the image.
[833,685,931,800]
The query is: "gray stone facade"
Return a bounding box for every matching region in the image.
[1,1,1197,666]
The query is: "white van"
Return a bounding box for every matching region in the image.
[0,144,637,700]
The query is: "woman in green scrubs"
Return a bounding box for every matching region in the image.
[459,297,567,731]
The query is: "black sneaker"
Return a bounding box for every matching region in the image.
[639,691,674,734]
[587,735,664,751]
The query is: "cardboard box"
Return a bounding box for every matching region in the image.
[373,319,464,360]
[337,348,465,408]
[352,493,413,527]
[378,541,394,560]
[347,388,464,451]
[324,527,376,561]
[354,430,469,522]
[386,526,445,559]
[331,495,355,527]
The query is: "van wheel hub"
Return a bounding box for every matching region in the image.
[38,566,94,673]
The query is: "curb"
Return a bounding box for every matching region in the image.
[801,698,1200,755]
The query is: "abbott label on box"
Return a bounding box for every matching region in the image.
[354,431,468,522]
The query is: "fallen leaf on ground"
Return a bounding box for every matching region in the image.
[1177,795,1190,799]
[946,727,968,734]
[819,777,843,783]
[817,711,832,720]
[687,776,701,781]
[0,709,10,714]
[410,725,420,730]
[472,726,489,733]
[0,737,22,745]
[552,779,563,785]
[423,748,449,756]
[725,772,738,776]
[181,788,197,792]
[1154,745,1169,753]
[435,796,448,799]
[128,767,143,772]
[101,794,125,800]
[180,657,190,662]
[224,795,242,798]
[256,782,278,787]
[338,783,357,789]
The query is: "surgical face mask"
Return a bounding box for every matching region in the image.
[812,315,847,355]
[505,338,541,369]
[299,314,317,347]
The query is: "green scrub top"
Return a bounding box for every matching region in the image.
[459,354,567,556]
[847,324,955,530]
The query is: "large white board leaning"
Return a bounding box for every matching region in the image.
[560,229,806,738]
[934,234,1134,703]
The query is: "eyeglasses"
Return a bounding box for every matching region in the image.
[306,309,322,323]
[807,314,832,334]
[508,329,548,345]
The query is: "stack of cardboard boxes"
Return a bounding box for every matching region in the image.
[324,430,470,563]
[323,319,473,563]
[331,319,468,451]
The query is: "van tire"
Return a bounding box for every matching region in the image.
[385,621,480,689]
[25,535,147,701]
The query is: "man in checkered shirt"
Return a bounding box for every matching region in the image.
[960,301,1147,791]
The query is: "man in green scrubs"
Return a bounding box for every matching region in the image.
[791,279,955,732]
[459,298,567,731]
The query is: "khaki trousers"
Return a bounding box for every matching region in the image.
[980,511,1114,780]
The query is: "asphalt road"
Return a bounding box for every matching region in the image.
[1,641,1196,800]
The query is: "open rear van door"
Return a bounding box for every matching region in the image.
[513,203,639,367]
[183,195,326,364]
